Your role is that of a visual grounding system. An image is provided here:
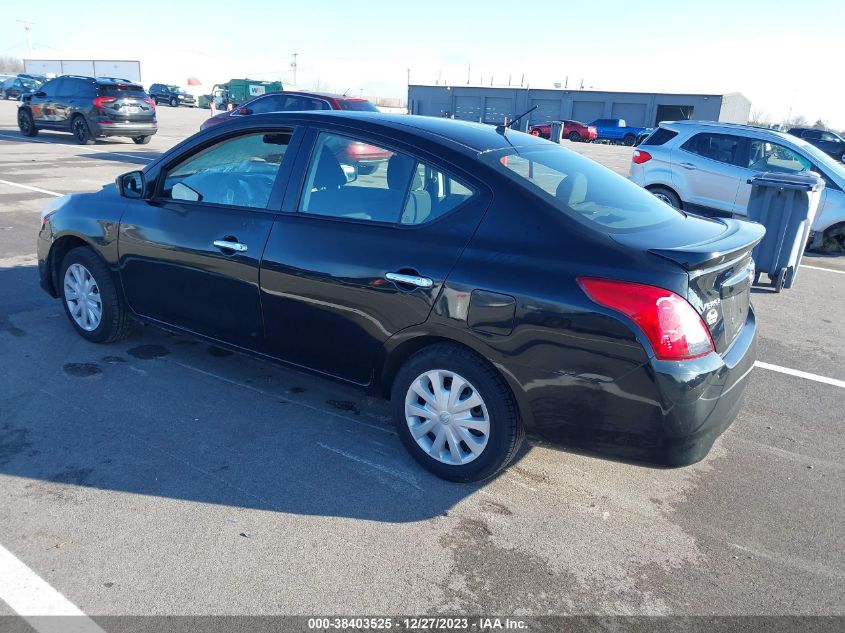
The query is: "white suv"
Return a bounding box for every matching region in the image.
[629,120,845,251]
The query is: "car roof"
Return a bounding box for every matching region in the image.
[256,89,369,102]
[660,119,804,142]
[229,111,550,155]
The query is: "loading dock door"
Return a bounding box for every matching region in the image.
[655,104,693,125]
[530,99,561,125]
[611,102,647,127]
[571,101,604,124]
[455,96,483,122]
[484,97,513,124]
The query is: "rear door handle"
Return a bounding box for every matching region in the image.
[213,239,248,253]
[679,162,697,170]
[385,272,433,288]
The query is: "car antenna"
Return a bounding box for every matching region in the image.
[342,88,351,96]
[496,105,538,135]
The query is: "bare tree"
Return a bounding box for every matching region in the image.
[749,107,771,127]
[812,119,828,130]
[0,56,24,73]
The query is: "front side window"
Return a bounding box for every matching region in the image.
[484,147,681,231]
[161,130,293,208]
[819,132,840,143]
[298,132,473,225]
[682,133,742,164]
[338,99,379,112]
[747,140,812,174]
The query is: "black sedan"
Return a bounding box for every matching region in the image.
[37,112,764,482]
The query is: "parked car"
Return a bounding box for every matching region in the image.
[528,120,597,142]
[788,127,845,162]
[201,90,387,174]
[201,90,378,131]
[37,112,763,481]
[149,84,196,107]
[18,75,157,145]
[0,75,42,100]
[589,118,651,146]
[629,120,845,252]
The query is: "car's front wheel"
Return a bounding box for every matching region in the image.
[18,109,38,137]
[170,97,178,107]
[391,344,523,482]
[60,247,134,343]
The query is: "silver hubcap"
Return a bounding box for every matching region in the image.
[63,263,102,331]
[404,369,490,466]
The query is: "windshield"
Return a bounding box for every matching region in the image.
[339,99,379,112]
[483,146,683,231]
[794,138,845,185]
[21,79,39,89]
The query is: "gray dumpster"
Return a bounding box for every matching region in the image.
[549,121,564,144]
[746,172,824,292]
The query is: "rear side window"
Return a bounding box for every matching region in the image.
[485,147,681,231]
[161,130,294,208]
[338,99,379,112]
[641,128,678,146]
[682,133,742,164]
[298,132,473,225]
[99,84,148,98]
[247,95,288,114]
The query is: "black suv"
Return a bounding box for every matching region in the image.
[788,127,845,162]
[148,84,196,107]
[1,75,43,100]
[17,76,157,145]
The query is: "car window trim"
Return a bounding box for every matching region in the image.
[285,125,482,229]
[149,125,305,213]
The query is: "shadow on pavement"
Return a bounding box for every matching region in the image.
[0,264,513,523]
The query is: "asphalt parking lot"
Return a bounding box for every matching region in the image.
[1,101,844,620]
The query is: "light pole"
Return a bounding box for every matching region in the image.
[291,53,298,87]
[17,20,34,58]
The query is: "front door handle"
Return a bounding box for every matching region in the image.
[385,272,433,288]
[679,162,697,170]
[213,239,248,253]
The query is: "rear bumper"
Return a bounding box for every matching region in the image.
[522,305,758,467]
[90,120,158,138]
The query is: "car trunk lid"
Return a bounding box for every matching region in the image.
[612,214,765,354]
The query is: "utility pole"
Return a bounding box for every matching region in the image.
[17,20,34,58]
[467,63,471,85]
[290,53,298,87]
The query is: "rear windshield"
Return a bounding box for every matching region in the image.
[483,146,682,231]
[338,99,379,112]
[99,84,147,98]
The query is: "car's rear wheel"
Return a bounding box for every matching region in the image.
[568,131,581,142]
[71,116,95,145]
[170,97,178,107]
[60,247,134,343]
[132,135,151,145]
[391,343,523,482]
[623,133,636,146]
[649,186,682,209]
[18,109,38,137]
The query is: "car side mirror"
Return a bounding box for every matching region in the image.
[238,107,251,115]
[116,170,146,199]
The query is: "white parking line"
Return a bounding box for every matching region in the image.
[755,361,845,389]
[0,178,62,197]
[0,132,153,162]
[0,543,106,633]
[801,264,845,275]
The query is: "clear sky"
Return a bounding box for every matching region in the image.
[2,0,842,127]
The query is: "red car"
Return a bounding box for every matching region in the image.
[528,120,597,142]
[201,90,389,174]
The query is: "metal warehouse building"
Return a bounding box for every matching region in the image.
[408,85,751,130]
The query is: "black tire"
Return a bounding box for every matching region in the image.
[18,109,38,137]
[71,115,95,145]
[391,343,523,482]
[648,186,682,209]
[623,133,636,146]
[132,135,151,145]
[357,163,378,176]
[170,97,178,107]
[568,131,581,142]
[59,247,134,344]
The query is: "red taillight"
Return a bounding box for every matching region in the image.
[632,149,652,164]
[144,98,156,109]
[531,129,540,136]
[93,96,116,109]
[578,277,714,361]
